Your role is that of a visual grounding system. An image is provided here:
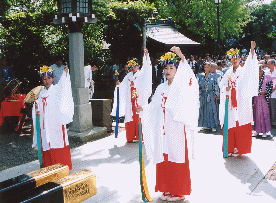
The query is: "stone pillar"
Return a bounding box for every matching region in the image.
[69,32,93,132]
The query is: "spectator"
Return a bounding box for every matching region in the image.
[84,57,102,99]
[205,54,213,63]
[51,56,65,85]
[197,62,220,132]
[0,57,15,83]
[119,64,129,82]
[252,66,273,138]
[189,55,199,74]
[210,62,222,84]
[266,59,276,127]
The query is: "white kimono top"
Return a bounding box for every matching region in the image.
[32,71,74,150]
[142,60,199,164]
[219,52,259,129]
[111,54,152,123]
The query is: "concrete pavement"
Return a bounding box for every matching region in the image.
[1,126,276,203]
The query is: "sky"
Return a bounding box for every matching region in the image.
[263,0,273,3]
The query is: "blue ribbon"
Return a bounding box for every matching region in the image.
[36,114,43,168]
[223,97,229,158]
[115,87,119,138]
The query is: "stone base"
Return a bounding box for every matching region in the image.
[68,127,107,143]
[69,103,92,133]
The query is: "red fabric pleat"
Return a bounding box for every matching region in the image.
[155,129,191,196]
[231,88,238,108]
[125,86,142,142]
[223,121,252,154]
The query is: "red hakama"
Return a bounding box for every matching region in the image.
[155,128,191,196]
[223,121,252,155]
[41,125,72,170]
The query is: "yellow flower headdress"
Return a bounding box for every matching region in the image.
[39,65,54,77]
[127,58,139,67]
[160,52,179,67]
[226,48,240,59]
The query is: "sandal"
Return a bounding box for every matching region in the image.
[167,195,185,201]
[160,192,170,201]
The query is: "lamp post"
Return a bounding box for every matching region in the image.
[54,0,97,132]
[214,0,221,53]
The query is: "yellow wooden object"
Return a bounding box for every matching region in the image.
[54,170,97,203]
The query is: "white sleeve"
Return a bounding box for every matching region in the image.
[56,71,74,124]
[137,54,152,104]
[166,59,199,130]
[240,51,259,97]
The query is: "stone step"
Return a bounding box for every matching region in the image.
[68,126,107,143]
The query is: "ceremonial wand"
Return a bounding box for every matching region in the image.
[134,90,152,202]
[115,70,119,138]
[139,120,152,202]
[36,110,43,168]
[223,75,231,158]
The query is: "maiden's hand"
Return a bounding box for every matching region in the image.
[30,92,38,108]
[135,105,143,113]
[260,90,266,95]
[144,48,149,60]
[170,46,185,61]
[251,41,256,58]
[116,80,120,86]
[64,66,69,76]
[226,86,230,92]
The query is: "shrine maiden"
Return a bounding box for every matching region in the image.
[32,65,74,169]
[219,42,259,156]
[111,49,152,142]
[136,47,199,201]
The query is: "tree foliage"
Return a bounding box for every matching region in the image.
[103,0,156,64]
[152,0,250,54]
[1,0,276,95]
[243,1,276,53]
[0,0,111,91]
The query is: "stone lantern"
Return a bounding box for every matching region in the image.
[54,0,97,132]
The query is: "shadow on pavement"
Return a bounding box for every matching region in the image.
[224,155,276,201]
[71,142,149,167]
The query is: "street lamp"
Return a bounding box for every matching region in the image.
[214,0,221,53]
[53,0,97,132]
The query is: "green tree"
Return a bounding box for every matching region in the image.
[0,0,112,92]
[103,0,156,64]
[0,0,11,16]
[243,1,276,53]
[152,0,250,54]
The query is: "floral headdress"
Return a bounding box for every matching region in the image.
[227,48,240,59]
[159,52,179,67]
[127,58,139,67]
[39,65,54,78]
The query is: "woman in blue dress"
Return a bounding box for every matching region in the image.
[197,62,220,132]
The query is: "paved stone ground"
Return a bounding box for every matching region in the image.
[0,117,124,172]
[1,116,276,185]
